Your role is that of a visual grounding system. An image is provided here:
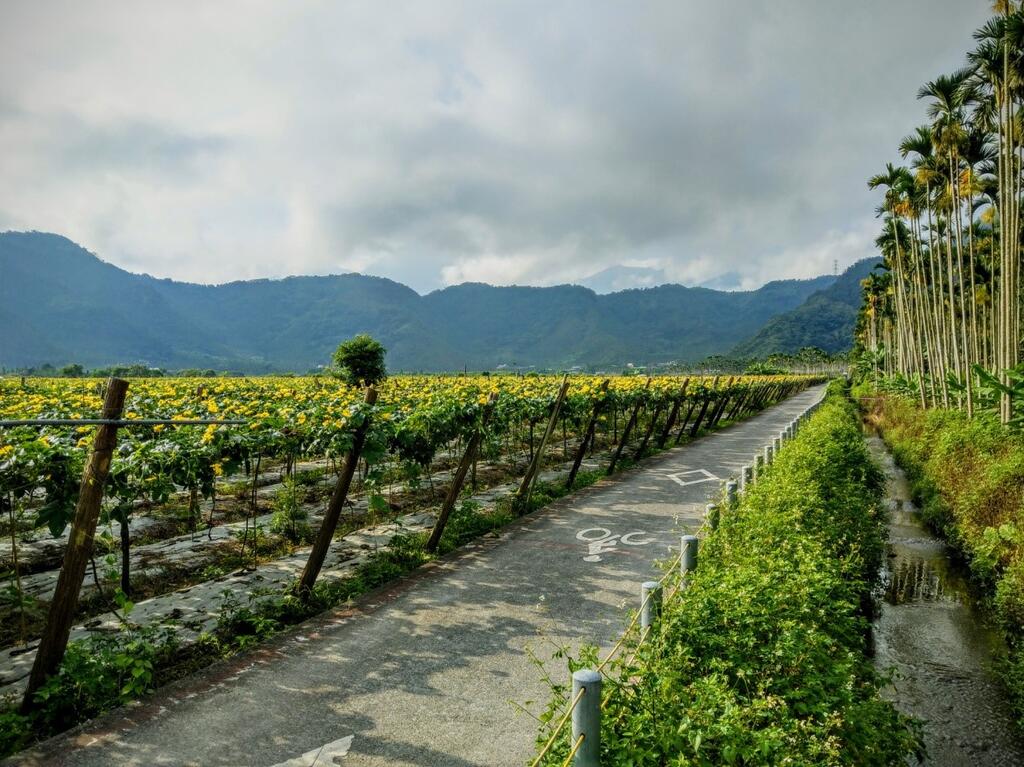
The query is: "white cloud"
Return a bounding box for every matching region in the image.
[0,0,991,292]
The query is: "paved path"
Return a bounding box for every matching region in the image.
[12,386,825,767]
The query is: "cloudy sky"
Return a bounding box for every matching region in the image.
[0,1,993,293]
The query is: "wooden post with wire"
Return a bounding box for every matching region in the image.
[673,396,699,445]
[656,379,689,449]
[566,379,609,490]
[607,378,650,474]
[515,375,570,514]
[631,400,664,461]
[705,376,733,429]
[298,386,378,598]
[687,376,719,438]
[22,377,129,712]
[426,393,497,552]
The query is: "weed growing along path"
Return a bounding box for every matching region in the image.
[7,386,824,767]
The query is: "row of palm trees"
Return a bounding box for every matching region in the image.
[860,3,1022,424]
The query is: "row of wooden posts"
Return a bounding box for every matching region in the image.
[19,375,803,711]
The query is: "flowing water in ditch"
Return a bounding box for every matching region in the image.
[867,435,1024,765]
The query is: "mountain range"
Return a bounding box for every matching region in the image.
[0,231,874,372]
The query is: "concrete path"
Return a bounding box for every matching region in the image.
[11,386,825,767]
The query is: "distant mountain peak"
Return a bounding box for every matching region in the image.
[577,265,668,294]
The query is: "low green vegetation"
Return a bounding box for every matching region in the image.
[533,383,921,765]
[858,386,1024,724]
[0,449,627,757]
[269,477,312,544]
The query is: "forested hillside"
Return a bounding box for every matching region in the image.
[0,232,836,371]
[730,258,881,357]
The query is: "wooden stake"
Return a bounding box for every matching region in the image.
[297,386,378,598]
[23,377,129,711]
[686,375,719,438]
[632,401,664,461]
[426,394,498,552]
[726,385,753,421]
[674,398,699,445]
[656,380,689,449]
[515,376,571,513]
[708,377,736,428]
[607,378,650,475]
[566,379,609,489]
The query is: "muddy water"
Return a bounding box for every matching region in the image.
[868,436,1024,765]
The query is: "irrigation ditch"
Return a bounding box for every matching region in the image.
[868,434,1024,764]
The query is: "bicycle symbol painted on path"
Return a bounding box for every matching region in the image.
[576,527,655,562]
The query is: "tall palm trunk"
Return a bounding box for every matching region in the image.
[950,157,974,416]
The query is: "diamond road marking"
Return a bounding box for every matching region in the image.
[664,468,721,487]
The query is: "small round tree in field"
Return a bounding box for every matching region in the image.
[332,334,387,387]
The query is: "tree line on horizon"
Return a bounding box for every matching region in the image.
[3,345,846,381]
[859,1,1023,424]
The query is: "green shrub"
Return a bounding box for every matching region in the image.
[533,391,920,765]
[0,623,178,757]
[269,477,311,543]
[332,334,387,387]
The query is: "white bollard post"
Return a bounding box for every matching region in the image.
[706,501,719,530]
[640,581,662,630]
[764,444,774,466]
[740,464,753,491]
[571,669,601,767]
[725,479,738,507]
[680,534,699,582]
